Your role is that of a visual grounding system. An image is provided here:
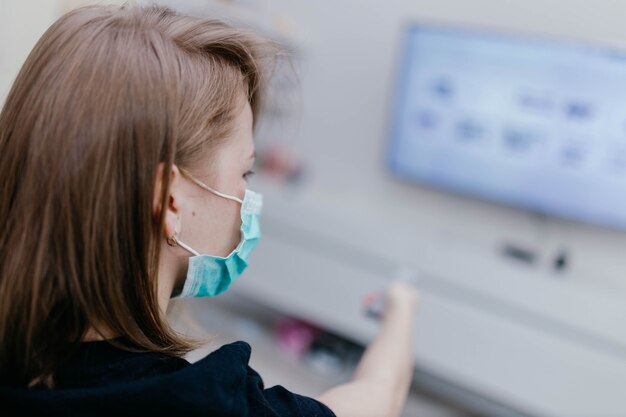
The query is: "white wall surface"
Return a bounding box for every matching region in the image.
[0,1,58,102]
[0,0,126,103]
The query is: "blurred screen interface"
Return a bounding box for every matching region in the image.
[388,25,626,230]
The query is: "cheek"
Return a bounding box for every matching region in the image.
[218,177,247,202]
[203,216,240,259]
[183,197,242,257]
[211,203,241,255]
[225,204,243,250]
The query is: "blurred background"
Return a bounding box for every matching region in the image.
[3,1,626,416]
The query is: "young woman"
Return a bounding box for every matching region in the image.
[0,4,418,416]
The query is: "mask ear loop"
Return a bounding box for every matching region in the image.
[166,224,200,257]
[175,238,200,256]
[168,233,200,256]
[179,167,243,204]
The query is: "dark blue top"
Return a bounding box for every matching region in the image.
[0,339,336,417]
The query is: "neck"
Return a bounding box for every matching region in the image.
[157,243,187,314]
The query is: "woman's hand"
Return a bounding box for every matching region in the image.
[317,279,420,417]
[364,278,419,320]
[383,279,419,315]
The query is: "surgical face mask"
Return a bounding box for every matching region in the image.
[172,172,262,298]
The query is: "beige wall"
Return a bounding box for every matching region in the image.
[0,0,125,103]
[58,0,125,14]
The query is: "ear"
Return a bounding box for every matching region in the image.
[153,163,182,240]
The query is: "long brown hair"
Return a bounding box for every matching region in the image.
[0,3,274,387]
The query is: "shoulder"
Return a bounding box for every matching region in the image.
[185,341,336,417]
[185,340,253,380]
[198,340,253,365]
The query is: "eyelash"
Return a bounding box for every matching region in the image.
[243,170,255,181]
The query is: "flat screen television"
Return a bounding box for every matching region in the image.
[388,24,626,230]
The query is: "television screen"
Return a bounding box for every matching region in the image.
[388,25,626,230]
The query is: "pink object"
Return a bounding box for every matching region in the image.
[258,145,304,182]
[275,318,320,358]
